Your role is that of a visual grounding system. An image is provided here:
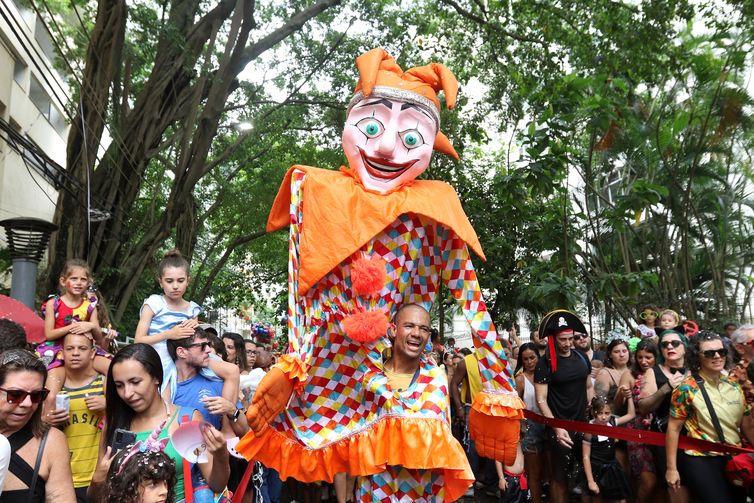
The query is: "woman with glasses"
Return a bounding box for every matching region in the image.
[636,328,690,502]
[666,332,754,502]
[92,344,229,502]
[0,349,75,502]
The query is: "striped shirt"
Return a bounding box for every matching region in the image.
[62,374,104,488]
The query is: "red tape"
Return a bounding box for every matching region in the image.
[524,410,754,455]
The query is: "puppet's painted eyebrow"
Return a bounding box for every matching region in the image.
[400,102,433,120]
[358,98,394,109]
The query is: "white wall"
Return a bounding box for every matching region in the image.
[0,0,67,224]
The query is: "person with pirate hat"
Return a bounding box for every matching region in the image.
[534,309,594,503]
[235,48,524,501]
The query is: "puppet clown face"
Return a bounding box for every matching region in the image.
[343,97,436,193]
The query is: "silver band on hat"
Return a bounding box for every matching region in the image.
[346,86,440,131]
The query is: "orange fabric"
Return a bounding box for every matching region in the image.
[246,367,295,435]
[235,415,473,501]
[354,48,457,113]
[353,48,459,159]
[266,165,486,295]
[468,391,525,464]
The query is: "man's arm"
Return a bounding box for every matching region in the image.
[450,357,467,420]
[586,367,594,404]
[535,382,573,448]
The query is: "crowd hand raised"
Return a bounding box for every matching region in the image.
[167,324,196,340]
[45,407,68,427]
[201,423,227,456]
[91,447,115,485]
[84,394,106,414]
[554,427,573,448]
[202,396,234,416]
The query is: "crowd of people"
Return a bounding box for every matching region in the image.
[0,251,753,503]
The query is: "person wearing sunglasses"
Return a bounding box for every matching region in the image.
[0,349,76,502]
[635,328,690,501]
[167,329,248,438]
[729,324,754,405]
[666,332,754,502]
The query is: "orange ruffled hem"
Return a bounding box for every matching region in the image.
[236,416,473,502]
[275,354,309,394]
[468,391,525,465]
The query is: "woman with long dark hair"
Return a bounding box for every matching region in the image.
[514,342,545,503]
[93,344,229,502]
[616,340,660,502]
[221,333,250,373]
[0,349,75,502]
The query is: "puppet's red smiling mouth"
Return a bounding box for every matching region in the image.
[359,149,416,180]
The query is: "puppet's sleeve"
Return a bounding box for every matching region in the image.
[276,169,311,390]
[441,233,525,465]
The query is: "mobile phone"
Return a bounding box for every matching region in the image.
[112,428,137,454]
[55,394,70,413]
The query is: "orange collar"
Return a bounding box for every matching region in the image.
[267,165,485,294]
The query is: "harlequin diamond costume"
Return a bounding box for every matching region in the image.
[236,48,524,501]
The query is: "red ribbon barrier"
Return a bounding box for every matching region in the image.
[524,410,754,455]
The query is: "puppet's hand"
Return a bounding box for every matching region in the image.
[246,367,294,434]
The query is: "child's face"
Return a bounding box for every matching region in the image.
[138,479,168,503]
[158,266,189,301]
[659,314,677,329]
[594,406,611,424]
[641,309,657,324]
[60,267,90,297]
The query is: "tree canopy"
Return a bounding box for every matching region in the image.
[36,0,754,336]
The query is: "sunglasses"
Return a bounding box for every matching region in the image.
[187,342,210,351]
[640,311,659,320]
[661,340,683,349]
[573,334,588,341]
[0,387,50,405]
[702,348,728,359]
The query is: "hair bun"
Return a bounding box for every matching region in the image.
[163,248,183,259]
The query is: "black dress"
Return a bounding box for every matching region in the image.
[586,417,631,500]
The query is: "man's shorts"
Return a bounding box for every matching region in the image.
[546,427,584,483]
[520,418,546,454]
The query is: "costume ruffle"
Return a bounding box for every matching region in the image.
[275,354,309,394]
[236,415,473,502]
[468,391,525,465]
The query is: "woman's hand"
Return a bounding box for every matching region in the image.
[588,481,600,494]
[554,427,573,448]
[201,424,228,457]
[666,469,681,490]
[91,446,115,485]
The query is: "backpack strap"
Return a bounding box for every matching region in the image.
[694,374,726,444]
[27,429,49,503]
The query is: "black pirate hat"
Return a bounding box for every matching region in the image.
[537,309,588,372]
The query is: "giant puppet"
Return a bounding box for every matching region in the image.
[236,48,524,501]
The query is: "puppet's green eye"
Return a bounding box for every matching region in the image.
[400,130,424,149]
[357,118,384,138]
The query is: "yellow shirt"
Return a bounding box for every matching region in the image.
[62,374,104,487]
[461,353,482,404]
[384,367,415,392]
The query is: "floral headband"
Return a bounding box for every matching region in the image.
[117,419,169,475]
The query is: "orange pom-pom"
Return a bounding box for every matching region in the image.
[351,257,387,297]
[342,310,389,343]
